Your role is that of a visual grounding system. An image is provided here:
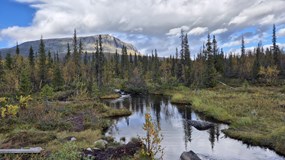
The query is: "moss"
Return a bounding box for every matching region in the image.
[170,93,192,104]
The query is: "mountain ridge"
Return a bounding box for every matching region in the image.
[0,34,139,56]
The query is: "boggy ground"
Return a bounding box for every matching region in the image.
[165,85,285,156]
[0,97,131,159]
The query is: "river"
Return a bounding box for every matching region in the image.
[104,94,285,160]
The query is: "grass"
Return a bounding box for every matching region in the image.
[0,97,132,159]
[165,85,285,155]
[100,93,121,99]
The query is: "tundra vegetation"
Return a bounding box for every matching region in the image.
[0,24,284,159]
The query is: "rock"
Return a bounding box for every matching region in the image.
[86,148,92,152]
[70,137,77,141]
[82,140,142,160]
[180,151,201,160]
[187,120,214,130]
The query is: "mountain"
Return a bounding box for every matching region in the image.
[0,34,139,56]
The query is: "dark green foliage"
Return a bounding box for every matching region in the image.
[95,35,104,89]
[272,24,281,69]
[204,34,218,88]
[5,53,12,70]
[38,36,47,87]
[252,41,262,80]
[16,42,20,55]
[28,46,34,67]
[0,53,4,83]
[53,63,64,90]
[19,66,32,95]
[65,43,71,62]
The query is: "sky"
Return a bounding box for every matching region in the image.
[0,0,285,57]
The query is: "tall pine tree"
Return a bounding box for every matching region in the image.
[38,36,47,87]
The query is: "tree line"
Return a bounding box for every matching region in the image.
[0,25,284,96]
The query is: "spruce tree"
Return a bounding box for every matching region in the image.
[29,46,35,67]
[84,51,88,65]
[20,66,32,95]
[38,36,47,86]
[47,50,53,68]
[16,42,20,55]
[114,49,120,77]
[65,43,71,62]
[5,53,12,70]
[272,24,281,69]
[53,62,64,90]
[240,36,246,79]
[204,34,217,88]
[252,41,262,80]
[72,29,81,78]
[0,53,4,82]
[134,52,138,66]
[184,33,191,85]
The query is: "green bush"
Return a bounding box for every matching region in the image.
[48,142,80,160]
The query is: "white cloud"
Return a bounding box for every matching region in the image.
[166,26,190,36]
[278,28,285,37]
[0,0,285,56]
[211,28,228,35]
[188,27,208,36]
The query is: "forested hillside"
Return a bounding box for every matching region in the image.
[0,25,284,96]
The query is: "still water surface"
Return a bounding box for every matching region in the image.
[104,95,284,160]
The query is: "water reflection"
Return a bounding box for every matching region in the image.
[104,95,284,160]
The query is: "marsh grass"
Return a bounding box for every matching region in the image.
[166,85,285,155]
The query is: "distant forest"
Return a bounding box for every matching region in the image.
[0,24,284,95]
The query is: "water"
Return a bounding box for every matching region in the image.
[104,95,285,160]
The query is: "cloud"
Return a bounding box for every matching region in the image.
[211,28,228,35]
[278,28,285,37]
[0,0,285,56]
[188,27,208,36]
[166,26,190,36]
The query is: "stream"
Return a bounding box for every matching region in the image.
[104,94,285,160]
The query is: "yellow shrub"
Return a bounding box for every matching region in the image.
[0,105,19,118]
[19,95,32,109]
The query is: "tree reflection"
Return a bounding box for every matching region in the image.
[177,105,192,150]
[208,126,215,150]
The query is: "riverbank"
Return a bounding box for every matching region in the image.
[158,85,285,156]
[0,98,132,159]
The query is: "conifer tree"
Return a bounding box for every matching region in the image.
[272,24,281,69]
[38,36,47,86]
[84,51,88,65]
[65,43,71,62]
[204,34,217,88]
[134,52,138,66]
[114,49,120,77]
[0,53,4,82]
[20,66,32,95]
[29,46,35,67]
[47,50,53,68]
[16,42,20,55]
[184,33,191,85]
[252,41,262,80]
[53,62,64,90]
[240,36,246,79]
[5,53,12,70]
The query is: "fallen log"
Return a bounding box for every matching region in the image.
[0,147,43,154]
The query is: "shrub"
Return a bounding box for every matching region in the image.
[139,113,164,159]
[48,142,80,160]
